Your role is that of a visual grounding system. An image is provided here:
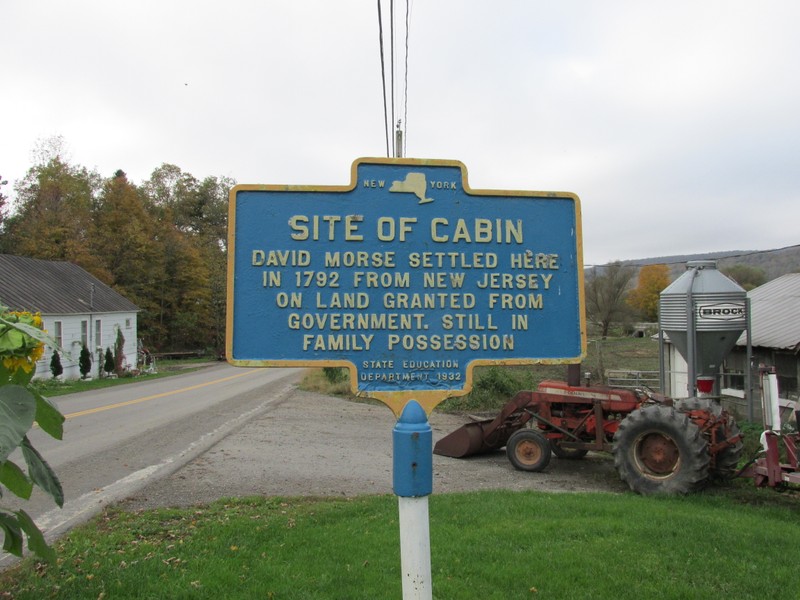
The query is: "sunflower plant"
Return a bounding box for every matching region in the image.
[0,308,65,563]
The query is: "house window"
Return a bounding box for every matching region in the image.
[775,353,798,398]
[53,321,63,348]
[81,320,88,346]
[95,320,102,350]
[126,318,131,329]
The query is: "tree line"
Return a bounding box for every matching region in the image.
[585,261,768,338]
[1,141,777,350]
[0,148,231,354]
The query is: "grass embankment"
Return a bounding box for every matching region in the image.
[31,358,214,397]
[438,336,662,413]
[2,490,798,599]
[301,336,664,413]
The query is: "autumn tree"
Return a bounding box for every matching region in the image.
[141,164,230,246]
[150,209,212,350]
[6,142,234,354]
[627,264,671,322]
[585,262,636,338]
[91,170,164,340]
[191,175,232,351]
[0,174,8,232]
[2,156,100,267]
[722,264,767,291]
[141,163,199,226]
[141,165,232,352]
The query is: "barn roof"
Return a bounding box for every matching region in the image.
[0,254,139,315]
[738,273,800,352]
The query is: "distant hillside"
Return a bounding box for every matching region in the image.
[619,245,800,282]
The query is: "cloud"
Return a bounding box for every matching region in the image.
[2,1,799,265]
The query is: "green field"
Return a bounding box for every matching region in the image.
[7,337,796,598]
[2,490,798,599]
[436,336,661,412]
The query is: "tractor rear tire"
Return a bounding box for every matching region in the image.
[551,442,589,459]
[507,430,551,472]
[676,398,743,480]
[713,417,743,480]
[612,404,710,495]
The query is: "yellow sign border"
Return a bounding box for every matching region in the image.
[227,157,586,416]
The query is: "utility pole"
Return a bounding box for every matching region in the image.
[395,120,403,158]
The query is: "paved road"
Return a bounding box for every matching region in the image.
[2,363,301,566]
[119,386,626,511]
[2,364,627,569]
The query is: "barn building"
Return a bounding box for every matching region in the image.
[0,254,139,380]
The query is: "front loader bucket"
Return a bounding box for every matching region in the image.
[434,391,536,458]
[433,420,504,458]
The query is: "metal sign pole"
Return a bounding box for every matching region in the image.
[685,268,698,397]
[393,400,433,600]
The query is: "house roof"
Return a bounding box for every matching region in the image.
[738,273,800,352]
[0,254,139,315]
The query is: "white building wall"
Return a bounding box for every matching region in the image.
[33,312,138,380]
[667,346,689,399]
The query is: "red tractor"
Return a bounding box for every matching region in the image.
[434,379,743,495]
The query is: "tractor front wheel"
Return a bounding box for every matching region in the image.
[507,430,551,472]
[612,405,710,495]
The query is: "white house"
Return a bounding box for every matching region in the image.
[0,254,140,380]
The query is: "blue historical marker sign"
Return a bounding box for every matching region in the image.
[227,158,585,414]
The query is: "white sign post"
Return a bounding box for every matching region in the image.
[393,400,433,599]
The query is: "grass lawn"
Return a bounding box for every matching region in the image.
[436,336,662,412]
[2,489,799,599]
[31,358,214,397]
[7,339,796,598]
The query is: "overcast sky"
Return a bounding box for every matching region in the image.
[3,1,798,266]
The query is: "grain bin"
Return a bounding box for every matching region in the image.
[659,261,747,396]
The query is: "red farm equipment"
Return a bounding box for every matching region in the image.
[434,379,744,495]
[738,367,800,489]
[434,262,799,495]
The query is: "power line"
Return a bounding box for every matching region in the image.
[377,0,410,158]
[390,0,395,155]
[403,0,410,157]
[377,0,390,157]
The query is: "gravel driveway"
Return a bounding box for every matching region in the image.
[120,386,627,510]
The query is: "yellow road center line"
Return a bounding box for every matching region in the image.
[63,370,258,420]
